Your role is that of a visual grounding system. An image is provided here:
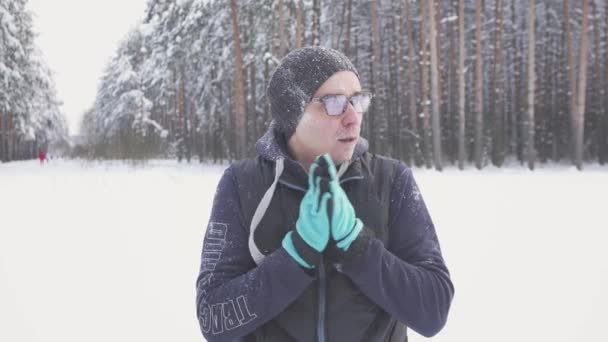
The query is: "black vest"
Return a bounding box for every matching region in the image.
[233,152,408,342]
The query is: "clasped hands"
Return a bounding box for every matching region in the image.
[282,154,363,268]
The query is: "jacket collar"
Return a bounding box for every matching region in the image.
[254,122,369,191]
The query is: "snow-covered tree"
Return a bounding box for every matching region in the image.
[1,0,68,162]
[80,0,608,169]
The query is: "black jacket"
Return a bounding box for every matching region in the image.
[196,126,454,341]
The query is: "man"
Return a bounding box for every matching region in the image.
[196,46,454,342]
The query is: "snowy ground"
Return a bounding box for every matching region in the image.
[1,159,606,342]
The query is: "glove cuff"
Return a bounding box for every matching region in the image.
[289,230,322,268]
[325,225,374,263]
[335,218,364,251]
[282,232,315,268]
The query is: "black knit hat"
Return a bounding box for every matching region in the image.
[266,46,359,139]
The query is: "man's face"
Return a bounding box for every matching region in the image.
[288,71,363,166]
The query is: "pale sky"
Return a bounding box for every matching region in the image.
[27,0,149,135]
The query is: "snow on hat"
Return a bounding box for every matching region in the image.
[266,46,359,139]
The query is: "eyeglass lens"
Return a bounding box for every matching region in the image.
[323,94,370,116]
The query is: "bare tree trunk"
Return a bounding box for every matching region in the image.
[278,0,286,57]
[184,87,191,163]
[563,0,577,164]
[433,0,444,129]
[264,53,271,128]
[11,129,17,161]
[173,69,182,161]
[370,0,381,77]
[344,0,353,55]
[247,8,258,141]
[370,0,383,152]
[575,0,590,169]
[398,0,409,162]
[447,0,457,165]
[0,110,4,162]
[329,0,338,49]
[312,0,321,46]
[458,0,466,169]
[511,0,520,159]
[271,3,278,57]
[420,0,432,168]
[7,114,14,162]
[229,0,247,159]
[386,10,402,159]
[428,0,443,171]
[546,13,560,162]
[536,7,549,163]
[402,0,419,165]
[296,0,304,48]
[492,0,505,166]
[353,30,359,67]
[526,0,536,170]
[180,68,190,162]
[474,0,484,169]
[603,1,608,164]
[590,0,601,162]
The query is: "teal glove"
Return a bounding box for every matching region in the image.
[320,154,363,251]
[282,159,332,268]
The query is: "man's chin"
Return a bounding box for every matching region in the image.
[331,150,355,165]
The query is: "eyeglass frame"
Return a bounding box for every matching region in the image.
[308,91,373,116]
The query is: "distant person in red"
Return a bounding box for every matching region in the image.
[38,150,46,164]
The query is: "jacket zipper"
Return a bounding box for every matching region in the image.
[317,256,327,342]
[278,175,352,342]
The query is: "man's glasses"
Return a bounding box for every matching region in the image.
[309,92,373,116]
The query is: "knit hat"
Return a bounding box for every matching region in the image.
[266,46,359,139]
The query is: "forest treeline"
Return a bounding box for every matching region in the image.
[30,0,608,169]
[0,0,69,162]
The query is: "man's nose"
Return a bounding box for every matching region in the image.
[341,103,361,127]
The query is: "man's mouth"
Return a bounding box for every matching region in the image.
[338,137,357,143]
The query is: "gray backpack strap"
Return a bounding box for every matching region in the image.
[248,158,285,265]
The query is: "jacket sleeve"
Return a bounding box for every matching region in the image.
[339,164,454,337]
[195,165,314,342]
